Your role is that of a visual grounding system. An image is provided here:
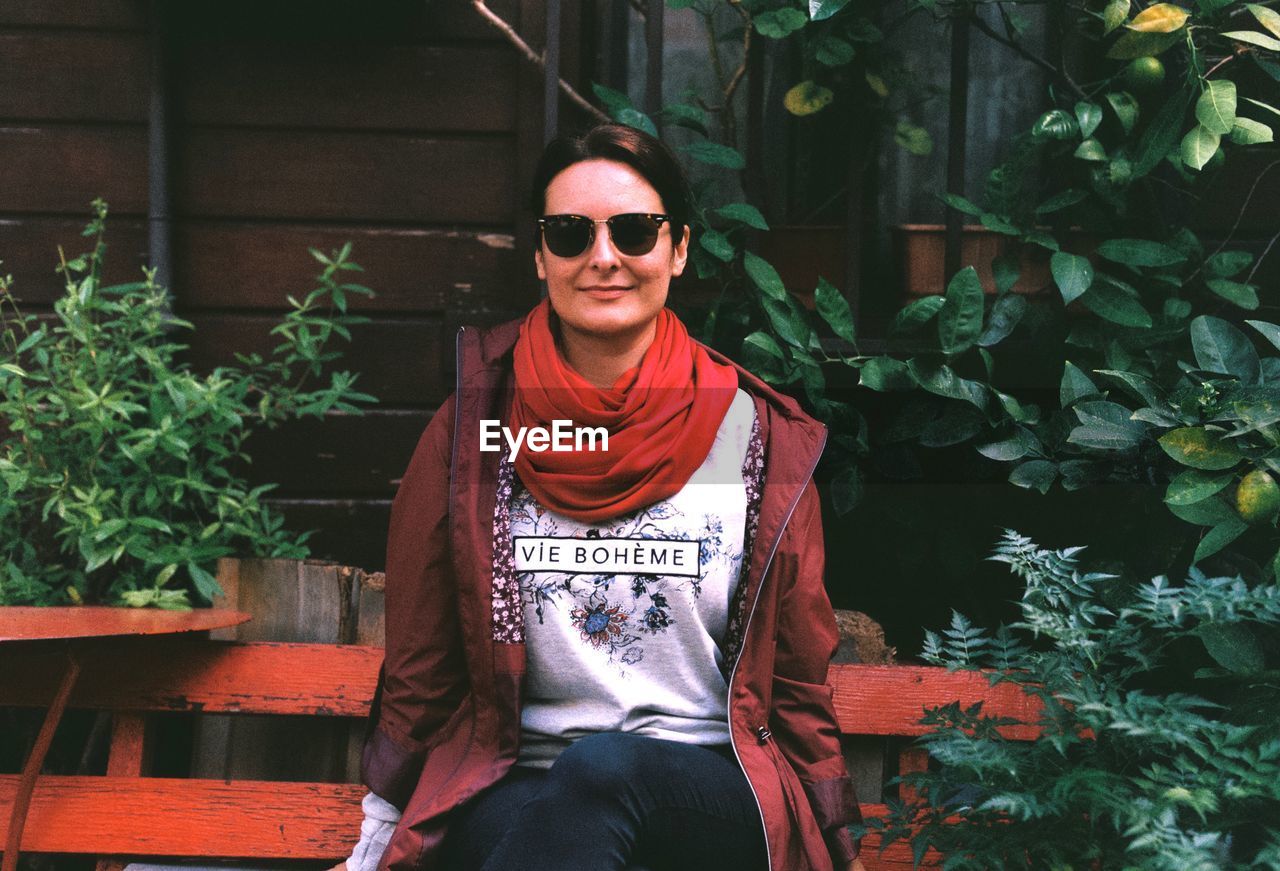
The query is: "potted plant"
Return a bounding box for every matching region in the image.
[0,200,376,609]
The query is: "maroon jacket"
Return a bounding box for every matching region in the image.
[364,317,861,871]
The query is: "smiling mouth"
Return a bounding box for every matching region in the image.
[581,286,633,292]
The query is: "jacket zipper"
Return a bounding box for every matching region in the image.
[727,428,827,871]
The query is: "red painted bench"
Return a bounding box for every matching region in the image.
[0,637,1040,869]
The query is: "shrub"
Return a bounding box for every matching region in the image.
[0,200,376,608]
[864,530,1280,870]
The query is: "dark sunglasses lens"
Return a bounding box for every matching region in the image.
[609,216,661,256]
[542,218,591,257]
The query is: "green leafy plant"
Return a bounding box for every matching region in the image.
[862,530,1280,869]
[0,200,376,608]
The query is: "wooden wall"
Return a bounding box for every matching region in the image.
[0,0,589,571]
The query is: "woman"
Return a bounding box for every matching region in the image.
[342,124,864,871]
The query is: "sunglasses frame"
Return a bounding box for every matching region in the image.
[537,213,673,258]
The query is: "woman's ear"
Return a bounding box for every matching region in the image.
[670,224,691,277]
[535,245,547,281]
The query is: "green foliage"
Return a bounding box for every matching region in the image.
[864,530,1280,869]
[0,201,376,607]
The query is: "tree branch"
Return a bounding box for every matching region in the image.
[471,0,610,123]
[968,9,1087,101]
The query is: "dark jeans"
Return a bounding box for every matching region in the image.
[440,732,769,871]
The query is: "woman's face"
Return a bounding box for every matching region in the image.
[535,159,689,345]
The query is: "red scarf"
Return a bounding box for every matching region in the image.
[509,300,739,523]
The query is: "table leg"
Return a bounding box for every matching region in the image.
[3,647,81,871]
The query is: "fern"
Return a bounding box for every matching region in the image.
[862,531,1280,869]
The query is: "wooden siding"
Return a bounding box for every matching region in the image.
[0,0,561,572]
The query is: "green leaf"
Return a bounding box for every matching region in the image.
[743,251,787,299]
[1245,319,1280,351]
[907,360,988,409]
[1050,252,1094,305]
[755,8,809,38]
[1105,91,1140,135]
[1205,250,1253,278]
[977,427,1039,461]
[615,107,658,136]
[1108,29,1181,58]
[699,229,736,262]
[1095,238,1187,268]
[1249,3,1280,38]
[1168,493,1236,526]
[1081,277,1153,327]
[1135,92,1189,177]
[891,296,946,334]
[1104,0,1130,34]
[1230,116,1274,145]
[859,356,914,391]
[1222,30,1280,49]
[187,561,224,602]
[683,140,746,169]
[741,331,790,382]
[715,203,770,230]
[979,213,1020,235]
[785,81,835,116]
[1244,96,1280,120]
[1196,80,1238,135]
[1127,2,1189,32]
[1206,278,1260,310]
[1035,188,1088,215]
[1074,138,1108,161]
[1193,518,1250,563]
[1166,469,1234,505]
[1076,101,1104,138]
[815,278,857,345]
[1159,427,1243,470]
[937,267,985,354]
[814,35,856,66]
[894,120,933,155]
[657,102,709,134]
[1032,108,1079,141]
[977,294,1027,347]
[810,0,853,20]
[1199,623,1265,672]
[592,82,635,115]
[761,295,811,349]
[1061,361,1101,406]
[940,193,984,216]
[1182,125,1222,170]
[1191,315,1261,381]
[1009,459,1057,494]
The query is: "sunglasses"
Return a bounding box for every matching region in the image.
[537,213,673,258]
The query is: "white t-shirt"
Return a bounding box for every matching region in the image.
[511,389,756,767]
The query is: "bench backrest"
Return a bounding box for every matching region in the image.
[1,638,1039,867]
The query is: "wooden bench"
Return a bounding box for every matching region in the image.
[0,636,1040,869]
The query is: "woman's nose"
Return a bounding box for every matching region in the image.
[586,222,622,270]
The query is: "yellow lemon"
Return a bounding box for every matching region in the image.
[1236,469,1280,523]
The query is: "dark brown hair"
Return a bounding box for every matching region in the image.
[530,124,693,236]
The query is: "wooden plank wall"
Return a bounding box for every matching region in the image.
[0,0,592,571]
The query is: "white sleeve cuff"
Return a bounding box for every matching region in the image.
[346,792,402,871]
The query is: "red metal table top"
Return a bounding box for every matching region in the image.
[0,606,251,642]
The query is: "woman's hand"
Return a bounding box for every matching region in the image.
[328,863,347,871]
[846,859,868,871]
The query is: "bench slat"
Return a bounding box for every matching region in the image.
[0,640,381,716]
[0,775,364,857]
[829,664,1042,739]
[0,778,935,866]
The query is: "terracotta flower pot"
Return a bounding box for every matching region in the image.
[893,224,1098,298]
